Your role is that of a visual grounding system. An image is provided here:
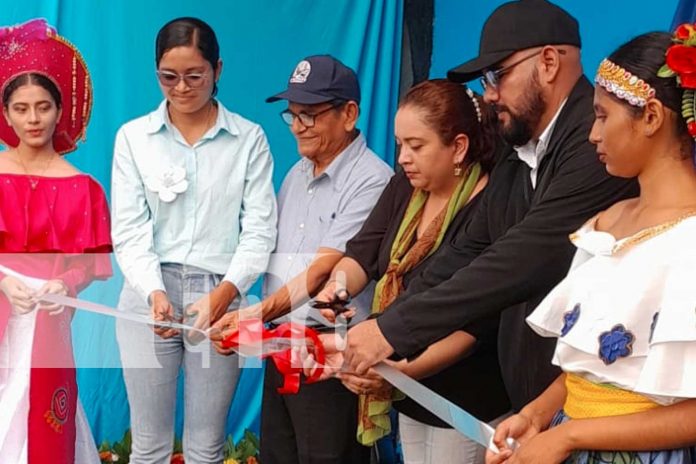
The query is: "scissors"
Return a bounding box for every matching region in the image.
[308,288,352,324]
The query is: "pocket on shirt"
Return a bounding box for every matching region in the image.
[316,212,335,239]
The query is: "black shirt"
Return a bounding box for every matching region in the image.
[345,171,510,425]
[376,77,641,411]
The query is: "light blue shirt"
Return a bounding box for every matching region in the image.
[111,100,277,300]
[263,133,392,323]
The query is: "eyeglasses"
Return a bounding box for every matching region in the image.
[156,70,209,89]
[280,102,343,127]
[480,49,566,90]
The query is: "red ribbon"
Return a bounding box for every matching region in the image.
[221,319,326,394]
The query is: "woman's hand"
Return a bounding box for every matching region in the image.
[150,290,180,339]
[485,413,544,464]
[494,425,572,464]
[35,279,68,315]
[338,369,391,396]
[0,275,36,314]
[186,281,238,344]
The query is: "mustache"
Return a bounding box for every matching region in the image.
[491,103,510,114]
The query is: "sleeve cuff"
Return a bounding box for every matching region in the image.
[223,252,270,295]
[135,275,166,303]
[375,306,422,358]
[223,268,258,296]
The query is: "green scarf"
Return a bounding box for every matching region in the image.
[357,163,482,445]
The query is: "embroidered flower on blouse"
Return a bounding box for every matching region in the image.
[147,166,188,203]
[560,303,581,337]
[598,324,635,365]
[649,311,660,344]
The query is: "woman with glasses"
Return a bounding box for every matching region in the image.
[111,17,276,463]
[313,79,510,464]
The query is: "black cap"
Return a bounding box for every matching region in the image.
[447,0,581,83]
[266,55,361,105]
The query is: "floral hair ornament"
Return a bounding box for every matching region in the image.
[658,23,696,138]
[0,18,92,155]
[594,59,656,108]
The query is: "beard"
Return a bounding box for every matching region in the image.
[495,69,546,146]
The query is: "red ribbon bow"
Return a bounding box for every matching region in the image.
[221,319,326,394]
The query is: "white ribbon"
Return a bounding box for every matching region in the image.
[373,362,515,452]
[1,264,514,451]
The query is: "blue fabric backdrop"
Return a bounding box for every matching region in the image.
[431,0,680,88]
[0,0,403,446]
[672,0,696,26]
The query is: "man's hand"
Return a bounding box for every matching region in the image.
[315,279,342,304]
[344,319,394,375]
[186,281,238,344]
[301,332,347,380]
[0,275,36,314]
[150,290,179,339]
[208,304,261,355]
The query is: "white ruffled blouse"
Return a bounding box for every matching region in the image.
[526,215,696,405]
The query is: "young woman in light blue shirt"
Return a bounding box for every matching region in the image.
[110,17,277,463]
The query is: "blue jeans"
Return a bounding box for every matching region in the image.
[116,264,241,464]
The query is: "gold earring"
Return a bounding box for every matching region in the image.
[454,163,463,177]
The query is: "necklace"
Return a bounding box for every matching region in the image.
[169,100,216,143]
[611,210,696,254]
[15,149,56,190]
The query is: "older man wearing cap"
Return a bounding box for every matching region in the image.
[213,54,391,463]
[342,0,639,414]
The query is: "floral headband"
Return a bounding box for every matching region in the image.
[594,59,656,107]
[658,23,696,138]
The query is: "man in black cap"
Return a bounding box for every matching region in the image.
[342,0,639,413]
[212,54,391,463]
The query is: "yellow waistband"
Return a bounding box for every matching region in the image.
[564,373,659,419]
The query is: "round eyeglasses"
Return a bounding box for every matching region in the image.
[156,70,209,89]
[279,103,342,128]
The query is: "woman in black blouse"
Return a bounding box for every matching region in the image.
[315,79,510,463]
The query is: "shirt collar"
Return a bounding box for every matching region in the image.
[145,99,240,138]
[513,98,567,170]
[300,132,366,191]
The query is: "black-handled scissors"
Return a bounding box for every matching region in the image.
[309,288,352,318]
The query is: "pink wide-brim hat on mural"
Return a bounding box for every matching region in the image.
[0,18,92,155]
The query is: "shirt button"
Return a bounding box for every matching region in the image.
[287,256,293,261]
[299,223,305,229]
[308,189,313,195]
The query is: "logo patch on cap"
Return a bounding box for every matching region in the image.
[289,60,311,84]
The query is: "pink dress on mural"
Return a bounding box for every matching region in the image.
[0,173,112,464]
